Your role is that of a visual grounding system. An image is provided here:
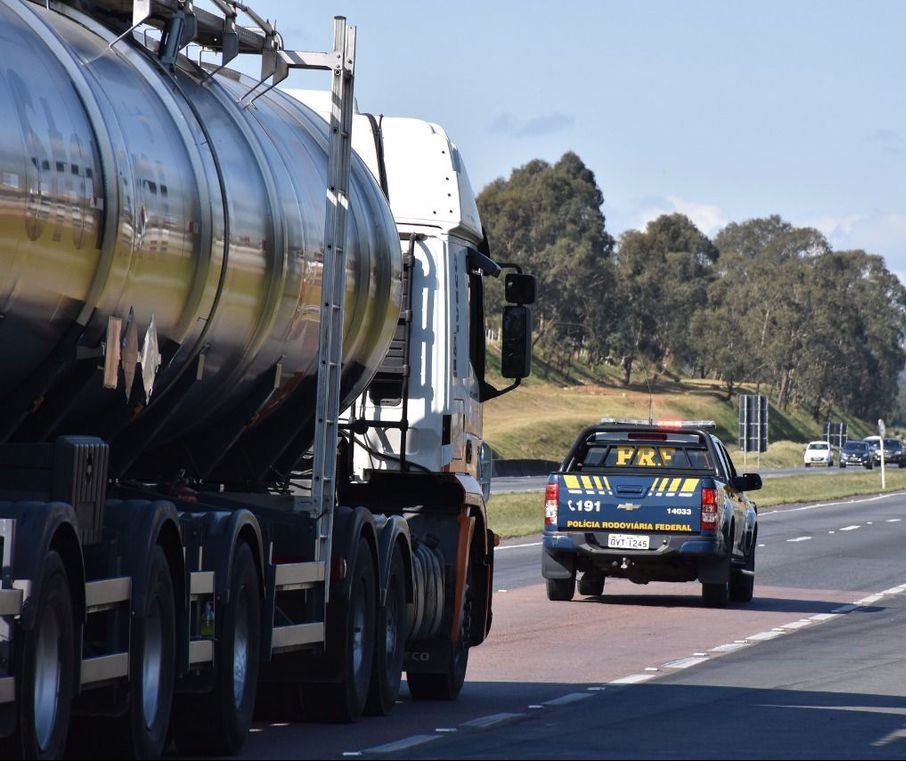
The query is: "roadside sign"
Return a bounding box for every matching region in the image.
[739,394,768,454]
[823,421,847,448]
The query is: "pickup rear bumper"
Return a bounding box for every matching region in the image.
[543,530,728,585]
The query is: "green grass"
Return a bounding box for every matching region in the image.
[484,346,887,464]
[487,469,906,539]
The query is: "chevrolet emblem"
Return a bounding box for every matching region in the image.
[617,502,642,511]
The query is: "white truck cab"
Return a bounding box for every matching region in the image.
[285,90,532,492]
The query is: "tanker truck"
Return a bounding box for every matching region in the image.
[0,0,535,757]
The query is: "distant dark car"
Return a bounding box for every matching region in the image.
[838,441,873,469]
[882,438,906,468]
[863,437,906,468]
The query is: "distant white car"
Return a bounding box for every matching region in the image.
[804,440,833,467]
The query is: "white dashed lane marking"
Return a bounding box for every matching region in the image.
[787,536,812,542]
[359,735,442,754]
[543,693,594,706]
[840,525,861,532]
[462,713,527,729]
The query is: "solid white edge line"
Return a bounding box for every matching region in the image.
[610,674,657,685]
[496,541,543,551]
[760,490,906,517]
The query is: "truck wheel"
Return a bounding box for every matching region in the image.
[730,545,755,603]
[407,560,473,702]
[0,551,75,760]
[121,545,176,759]
[577,572,605,597]
[701,578,729,608]
[173,542,261,754]
[407,640,468,702]
[365,551,407,716]
[318,538,376,722]
[545,575,575,601]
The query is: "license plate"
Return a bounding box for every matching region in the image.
[607,533,650,550]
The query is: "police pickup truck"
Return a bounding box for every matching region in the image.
[542,420,760,607]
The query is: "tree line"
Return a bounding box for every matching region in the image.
[477,152,906,422]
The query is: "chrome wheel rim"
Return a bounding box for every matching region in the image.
[34,607,62,751]
[233,590,250,708]
[352,583,366,675]
[142,598,163,728]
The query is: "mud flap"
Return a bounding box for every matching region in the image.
[542,548,575,579]
[698,553,730,585]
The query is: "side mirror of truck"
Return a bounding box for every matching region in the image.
[733,473,762,492]
[505,273,536,305]
[501,305,532,379]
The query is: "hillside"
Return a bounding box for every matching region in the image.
[483,349,883,467]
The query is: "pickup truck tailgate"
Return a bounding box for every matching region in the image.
[556,473,703,535]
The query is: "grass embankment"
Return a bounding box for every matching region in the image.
[484,379,875,464]
[488,469,906,539]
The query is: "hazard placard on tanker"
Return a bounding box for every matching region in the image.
[542,420,761,607]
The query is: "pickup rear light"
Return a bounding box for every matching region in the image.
[701,486,718,531]
[545,479,559,527]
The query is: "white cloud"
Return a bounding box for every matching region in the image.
[802,211,906,282]
[633,195,730,237]
[489,111,575,138]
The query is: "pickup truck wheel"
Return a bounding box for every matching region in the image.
[730,545,755,603]
[577,572,604,597]
[702,578,729,608]
[0,551,75,760]
[546,576,575,601]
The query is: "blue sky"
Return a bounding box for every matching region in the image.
[228,1,906,276]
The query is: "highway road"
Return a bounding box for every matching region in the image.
[199,491,906,759]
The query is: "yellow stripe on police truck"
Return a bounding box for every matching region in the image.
[563,474,582,494]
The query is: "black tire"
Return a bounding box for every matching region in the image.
[121,545,176,759]
[730,545,755,603]
[0,551,75,760]
[318,538,377,722]
[827,460,833,467]
[546,576,575,601]
[867,461,874,470]
[839,463,845,469]
[577,572,605,597]
[804,463,811,468]
[365,551,408,716]
[702,578,730,608]
[407,641,468,702]
[173,542,261,755]
[407,559,473,702]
